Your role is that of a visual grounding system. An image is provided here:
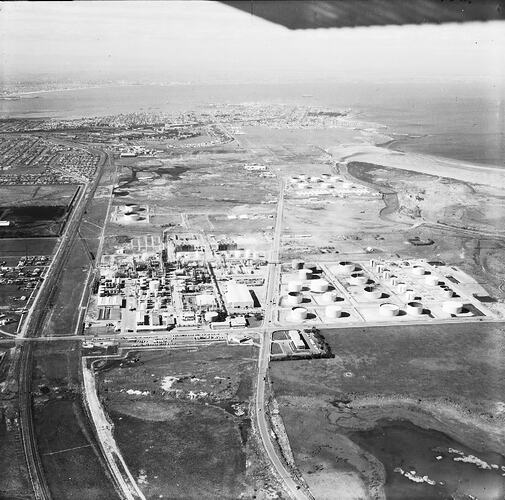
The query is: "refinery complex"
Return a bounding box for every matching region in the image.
[85,231,269,337]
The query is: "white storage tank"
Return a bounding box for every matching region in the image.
[291,260,304,270]
[443,289,454,298]
[337,261,355,274]
[363,286,382,299]
[348,273,366,286]
[149,280,160,293]
[298,268,312,280]
[287,281,303,293]
[320,291,337,304]
[310,279,329,293]
[390,277,398,286]
[123,212,140,222]
[397,282,407,293]
[405,289,416,302]
[406,301,423,316]
[285,292,302,306]
[412,266,426,276]
[379,303,400,317]
[205,311,219,322]
[443,301,464,314]
[382,271,391,280]
[425,275,441,286]
[325,305,342,319]
[290,307,308,322]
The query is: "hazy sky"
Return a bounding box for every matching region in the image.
[1,1,504,84]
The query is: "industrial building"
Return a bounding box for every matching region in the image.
[225,281,254,309]
[288,330,307,350]
[85,231,267,338]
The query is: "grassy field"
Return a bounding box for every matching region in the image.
[95,344,280,499]
[272,323,505,409]
[31,340,118,500]
[270,322,505,499]
[0,185,78,207]
[0,237,56,256]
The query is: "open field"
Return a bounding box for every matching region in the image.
[95,344,283,499]
[31,340,119,500]
[347,162,505,234]
[0,185,79,207]
[0,238,56,256]
[270,322,505,499]
[0,185,79,238]
[0,401,34,499]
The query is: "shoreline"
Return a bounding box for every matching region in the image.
[332,395,505,455]
[328,139,505,186]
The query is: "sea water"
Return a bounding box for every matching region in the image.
[1,81,503,166]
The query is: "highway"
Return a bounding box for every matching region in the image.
[14,146,111,500]
[255,179,312,500]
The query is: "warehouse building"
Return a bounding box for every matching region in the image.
[225,281,254,309]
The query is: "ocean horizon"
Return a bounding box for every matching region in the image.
[1,81,503,168]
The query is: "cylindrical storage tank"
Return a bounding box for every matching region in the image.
[298,268,312,280]
[390,277,398,286]
[325,305,342,319]
[291,260,304,270]
[377,265,384,273]
[397,282,407,293]
[285,292,302,306]
[406,301,423,316]
[205,311,219,322]
[337,261,355,274]
[287,281,303,293]
[290,307,308,321]
[124,212,140,222]
[349,273,368,285]
[369,259,375,267]
[320,291,337,304]
[412,266,426,276]
[443,289,454,298]
[310,279,329,293]
[405,289,416,302]
[443,301,463,314]
[363,286,382,299]
[149,280,160,293]
[425,275,440,286]
[380,303,400,317]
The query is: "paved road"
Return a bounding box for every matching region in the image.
[255,179,312,500]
